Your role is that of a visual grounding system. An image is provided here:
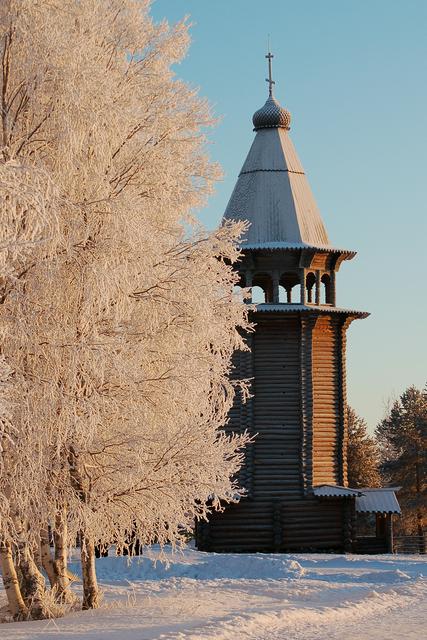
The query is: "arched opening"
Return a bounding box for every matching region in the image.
[278,285,287,303]
[321,273,332,304]
[306,272,316,304]
[252,273,273,304]
[233,285,244,299]
[233,272,246,300]
[280,272,300,303]
[251,286,266,303]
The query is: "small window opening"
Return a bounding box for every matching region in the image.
[321,273,332,304]
[278,285,288,303]
[252,273,273,304]
[251,286,266,304]
[280,272,300,304]
[306,272,316,304]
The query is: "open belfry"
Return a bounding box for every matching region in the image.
[196,54,400,553]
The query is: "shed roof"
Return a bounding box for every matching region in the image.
[313,485,401,514]
[313,485,363,498]
[355,488,401,515]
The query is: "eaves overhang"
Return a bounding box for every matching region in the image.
[313,485,363,498]
[253,303,370,319]
[240,241,356,259]
[355,488,402,515]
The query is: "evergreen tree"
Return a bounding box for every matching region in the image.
[376,386,426,548]
[347,406,381,488]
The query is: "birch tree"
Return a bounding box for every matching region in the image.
[1,0,250,618]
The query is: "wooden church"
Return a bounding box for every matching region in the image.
[196,54,400,553]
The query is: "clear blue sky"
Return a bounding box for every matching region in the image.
[151,0,427,431]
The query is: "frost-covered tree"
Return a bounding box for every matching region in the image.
[0,152,63,621]
[0,0,250,618]
[346,406,381,489]
[376,386,426,548]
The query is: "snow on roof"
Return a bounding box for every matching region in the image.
[355,488,402,515]
[254,304,370,319]
[313,485,363,498]
[240,241,356,257]
[222,127,331,247]
[314,485,401,514]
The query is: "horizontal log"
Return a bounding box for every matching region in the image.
[252,459,300,465]
[210,525,274,533]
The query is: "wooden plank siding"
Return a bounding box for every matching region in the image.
[196,311,353,553]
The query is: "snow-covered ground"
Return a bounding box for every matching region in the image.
[1,547,426,639]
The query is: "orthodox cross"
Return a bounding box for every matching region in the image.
[265,51,275,97]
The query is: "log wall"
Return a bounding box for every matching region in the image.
[196,310,352,553]
[312,316,340,485]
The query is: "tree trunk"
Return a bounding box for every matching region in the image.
[0,541,29,621]
[81,535,99,610]
[52,512,74,602]
[417,511,425,554]
[68,448,99,608]
[17,541,50,619]
[415,459,425,554]
[40,528,56,588]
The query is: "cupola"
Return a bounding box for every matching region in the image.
[223,51,361,310]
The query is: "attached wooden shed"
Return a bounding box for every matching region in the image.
[355,488,401,553]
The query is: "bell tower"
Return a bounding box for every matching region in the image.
[196,53,368,552]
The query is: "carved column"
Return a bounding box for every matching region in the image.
[272,271,280,303]
[315,270,321,305]
[245,271,253,303]
[300,270,306,304]
[330,270,337,306]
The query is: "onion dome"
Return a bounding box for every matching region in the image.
[253,95,291,131]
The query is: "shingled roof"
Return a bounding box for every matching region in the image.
[223,95,331,248]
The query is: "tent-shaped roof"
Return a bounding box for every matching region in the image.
[223,88,331,248]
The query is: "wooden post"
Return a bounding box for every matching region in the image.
[272,272,279,303]
[315,270,321,305]
[343,498,355,552]
[245,271,253,303]
[300,270,306,304]
[330,270,337,306]
[386,514,394,553]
